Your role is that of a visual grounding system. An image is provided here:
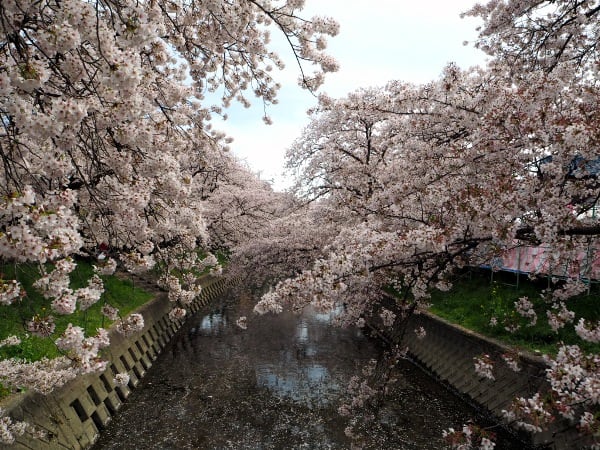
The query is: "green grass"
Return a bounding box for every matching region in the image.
[428,269,600,356]
[0,259,154,363]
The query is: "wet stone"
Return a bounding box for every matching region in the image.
[92,290,527,449]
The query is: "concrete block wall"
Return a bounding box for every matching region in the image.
[403,312,591,449]
[2,275,229,450]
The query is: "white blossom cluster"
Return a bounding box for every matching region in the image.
[514,296,537,326]
[379,308,396,328]
[442,424,496,450]
[0,279,21,306]
[502,393,553,433]
[503,344,600,437]
[0,188,82,265]
[115,314,145,337]
[94,258,118,276]
[168,307,187,321]
[0,357,77,395]
[32,258,105,315]
[0,335,21,348]
[473,354,495,381]
[55,325,110,373]
[500,352,521,373]
[254,290,284,315]
[113,372,130,387]
[26,315,56,338]
[121,252,156,275]
[235,316,248,330]
[546,302,576,332]
[415,326,427,340]
[156,247,228,320]
[101,304,119,321]
[337,375,377,418]
[575,318,600,343]
[1,407,27,445]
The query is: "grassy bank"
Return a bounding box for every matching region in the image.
[0,260,154,364]
[428,269,600,356]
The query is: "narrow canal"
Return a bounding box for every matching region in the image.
[92,290,527,449]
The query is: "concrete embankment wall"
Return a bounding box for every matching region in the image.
[402,312,589,450]
[2,275,229,450]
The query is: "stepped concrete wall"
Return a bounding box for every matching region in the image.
[3,278,590,449]
[1,275,229,450]
[403,312,590,449]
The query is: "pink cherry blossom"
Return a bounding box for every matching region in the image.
[474,354,495,381]
[116,313,145,336]
[113,373,130,387]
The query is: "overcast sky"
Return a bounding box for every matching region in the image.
[212,0,488,190]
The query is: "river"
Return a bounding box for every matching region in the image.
[92,289,528,449]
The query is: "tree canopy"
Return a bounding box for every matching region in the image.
[0,0,337,435]
[2,0,600,447]
[239,0,600,445]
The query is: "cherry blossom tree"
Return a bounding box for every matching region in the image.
[0,0,339,427]
[200,154,286,250]
[463,0,600,443]
[285,88,395,207]
[249,1,600,444]
[229,199,344,293]
[464,0,600,74]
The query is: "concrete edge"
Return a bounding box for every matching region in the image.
[402,312,590,449]
[2,275,232,450]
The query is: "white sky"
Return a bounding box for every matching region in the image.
[212,0,488,191]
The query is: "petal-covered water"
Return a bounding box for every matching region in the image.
[92,290,527,449]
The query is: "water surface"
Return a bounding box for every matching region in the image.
[92,290,526,449]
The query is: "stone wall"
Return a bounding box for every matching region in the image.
[403,312,590,449]
[1,275,229,450]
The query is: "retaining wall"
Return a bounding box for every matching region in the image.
[402,312,590,449]
[1,274,229,450]
[4,279,590,449]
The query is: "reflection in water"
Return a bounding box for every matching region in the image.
[255,307,348,408]
[296,320,308,342]
[192,311,228,336]
[93,290,527,450]
[255,363,337,406]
